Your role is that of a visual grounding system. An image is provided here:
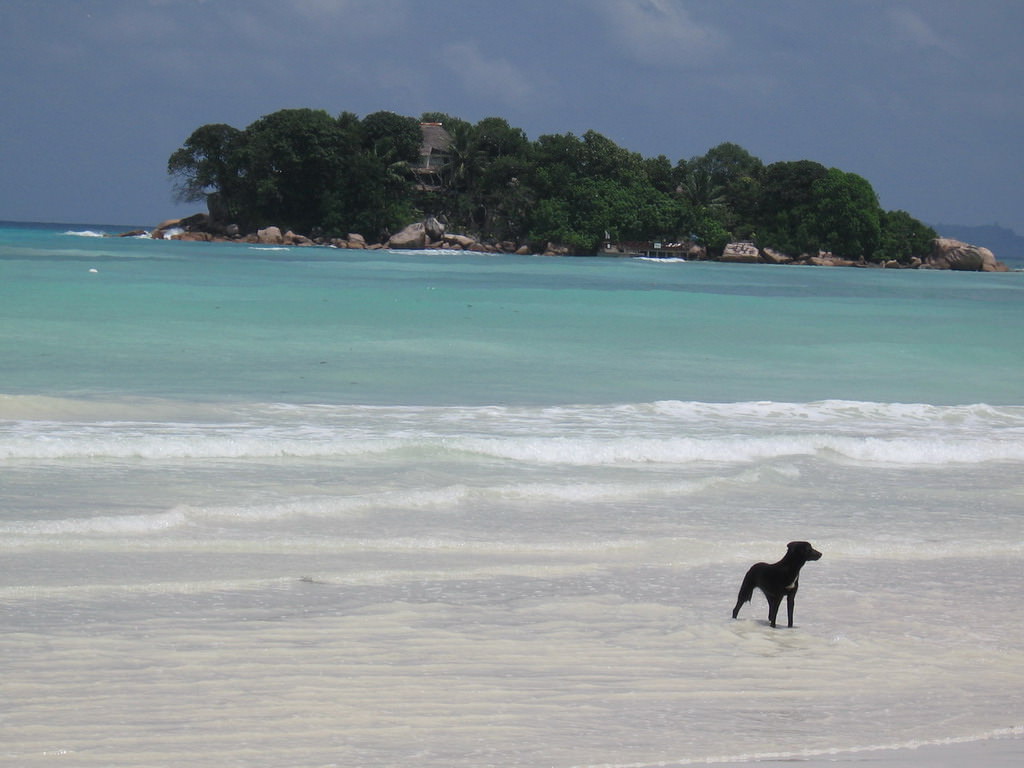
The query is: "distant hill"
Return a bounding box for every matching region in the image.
[933,223,1024,266]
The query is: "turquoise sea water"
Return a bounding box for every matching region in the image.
[2,222,1021,405]
[2,222,1023,767]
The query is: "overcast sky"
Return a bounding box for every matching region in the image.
[1,0,1021,233]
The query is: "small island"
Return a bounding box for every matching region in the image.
[152,108,1008,271]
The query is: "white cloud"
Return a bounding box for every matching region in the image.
[289,0,354,18]
[591,0,727,67]
[442,42,535,107]
[885,7,954,53]
[286,0,408,31]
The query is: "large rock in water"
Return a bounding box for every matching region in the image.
[178,212,212,232]
[151,212,214,240]
[926,238,1007,272]
[720,242,760,263]
[257,226,284,245]
[424,216,445,242]
[388,222,427,250]
[444,233,476,249]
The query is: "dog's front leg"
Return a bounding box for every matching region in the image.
[767,595,782,628]
[786,591,796,628]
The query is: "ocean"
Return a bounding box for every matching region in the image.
[2,221,1022,767]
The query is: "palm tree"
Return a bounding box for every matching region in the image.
[442,121,483,194]
[681,168,726,216]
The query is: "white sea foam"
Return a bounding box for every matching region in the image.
[2,508,189,536]
[392,247,474,256]
[5,394,1021,429]
[0,429,407,460]
[3,425,1020,465]
[571,727,1024,768]
[62,229,106,237]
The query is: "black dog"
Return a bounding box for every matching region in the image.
[731,541,822,628]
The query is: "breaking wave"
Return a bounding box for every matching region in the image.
[62,229,106,238]
[2,396,1022,466]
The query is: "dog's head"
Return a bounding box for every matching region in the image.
[788,541,822,561]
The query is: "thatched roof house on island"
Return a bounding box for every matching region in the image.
[412,122,453,191]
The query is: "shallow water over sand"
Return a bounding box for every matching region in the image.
[2,224,1022,766]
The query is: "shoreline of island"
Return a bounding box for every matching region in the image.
[115,212,1012,272]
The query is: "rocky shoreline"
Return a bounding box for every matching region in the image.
[716,237,1009,271]
[118,213,1011,271]
[120,213,542,256]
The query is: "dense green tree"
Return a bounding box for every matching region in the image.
[756,160,829,255]
[523,131,686,251]
[320,150,416,239]
[168,108,937,261]
[678,165,728,251]
[238,108,354,232]
[337,111,421,236]
[811,169,882,261]
[529,132,584,192]
[578,130,644,182]
[360,110,422,163]
[680,167,726,217]
[167,123,245,221]
[443,117,534,237]
[693,213,731,253]
[475,153,534,240]
[474,116,530,160]
[681,142,763,241]
[643,155,675,195]
[876,210,937,263]
[689,142,763,206]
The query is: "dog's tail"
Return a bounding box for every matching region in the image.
[731,569,757,619]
